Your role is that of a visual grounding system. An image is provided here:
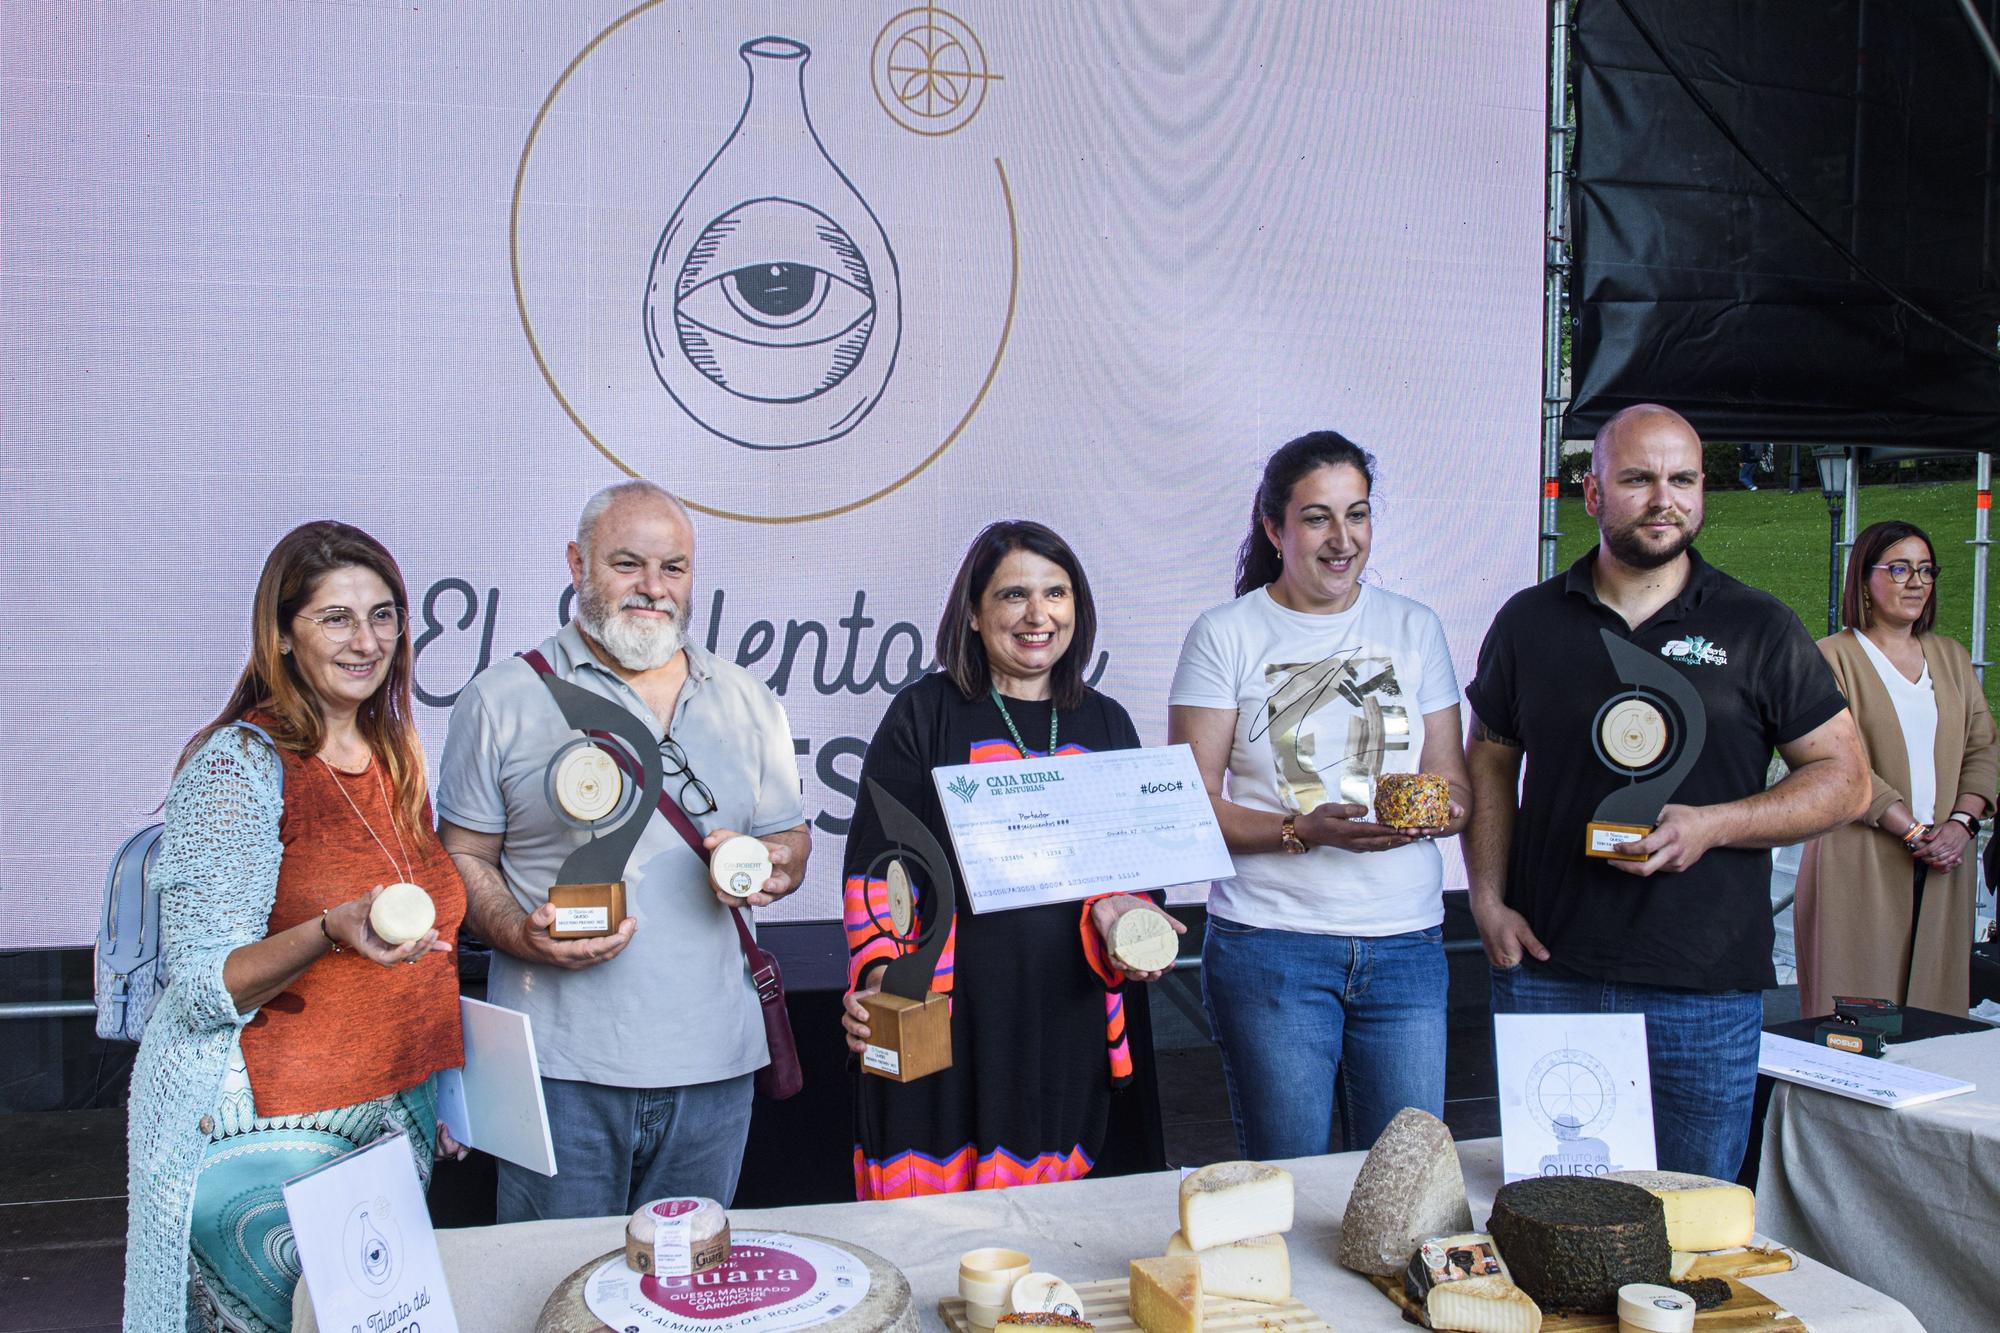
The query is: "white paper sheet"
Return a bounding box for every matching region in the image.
[283,1130,460,1333]
[1495,1013,1657,1182]
[1758,1031,1977,1108]
[434,997,558,1176]
[930,745,1233,913]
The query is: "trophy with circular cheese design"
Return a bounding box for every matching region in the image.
[534,673,667,938]
[860,778,956,1083]
[1585,630,1707,861]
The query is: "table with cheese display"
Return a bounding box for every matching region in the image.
[433,1138,1919,1331]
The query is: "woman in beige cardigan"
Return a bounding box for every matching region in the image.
[1797,521,1997,1017]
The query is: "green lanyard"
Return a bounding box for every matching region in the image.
[990,686,1058,756]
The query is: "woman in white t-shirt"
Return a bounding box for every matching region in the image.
[1168,431,1469,1157]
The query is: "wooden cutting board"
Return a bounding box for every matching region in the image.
[941,1277,1331,1333]
[1369,1246,1805,1332]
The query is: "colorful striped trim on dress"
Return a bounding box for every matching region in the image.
[852,1141,1095,1199]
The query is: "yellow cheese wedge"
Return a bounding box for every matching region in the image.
[1177,1161,1294,1251]
[1164,1231,1289,1302]
[1605,1170,1755,1252]
[1424,1274,1542,1333]
[1129,1255,1202,1333]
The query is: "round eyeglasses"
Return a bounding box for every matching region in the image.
[1870,561,1940,586]
[660,736,719,817]
[297,605,406,644]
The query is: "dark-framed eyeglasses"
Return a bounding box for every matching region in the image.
[297,605,406,644]
[659,736,718,817]
[1871,561,1940,586]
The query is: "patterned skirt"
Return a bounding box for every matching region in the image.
[188,1045,437,1332]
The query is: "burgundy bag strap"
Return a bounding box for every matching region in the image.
[520,650,771,978]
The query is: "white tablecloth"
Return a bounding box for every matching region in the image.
[1758,1027,2000,1333]
[436,1137,1918,1331]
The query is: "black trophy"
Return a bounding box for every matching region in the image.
[1585,629,1707,860]
[860,778,957,1082]
[535,674,666,937]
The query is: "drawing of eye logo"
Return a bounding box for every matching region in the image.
[668,198,878,403]
[644,37,902,452]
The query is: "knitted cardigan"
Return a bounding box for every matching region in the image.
[124,726,285,1332]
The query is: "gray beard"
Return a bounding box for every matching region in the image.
[578,585,691,672]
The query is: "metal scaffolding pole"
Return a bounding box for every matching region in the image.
[1539,0,1571,582]
[1973,453,1992,681]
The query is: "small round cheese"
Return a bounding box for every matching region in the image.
[710,835,773,898]
[1617,1283,1696,1332]
[624,1196,729,1276]
[1009,1272,1086,1321]
[1109,908,1177,972]
[368,882,436,945]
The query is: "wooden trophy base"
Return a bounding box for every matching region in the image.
[1584,821,1652,861]
[547,881,626,938]
[860,991,953,1082]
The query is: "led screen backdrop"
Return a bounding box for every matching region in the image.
[1,1,1545,947]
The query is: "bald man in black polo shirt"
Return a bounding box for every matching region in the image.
[1463,404,1869,1180]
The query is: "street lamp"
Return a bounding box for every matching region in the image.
[1814,447,1849,636]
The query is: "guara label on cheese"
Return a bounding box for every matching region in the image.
[585,1233,872,1333]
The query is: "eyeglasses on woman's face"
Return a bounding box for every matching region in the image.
[297,605,406,644]
[1870,561,1940,586]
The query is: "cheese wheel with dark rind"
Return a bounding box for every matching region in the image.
[534,1236,917,1333]
[1486,1178,1670,1316]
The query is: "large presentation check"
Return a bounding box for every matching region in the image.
[930,745,1234,914]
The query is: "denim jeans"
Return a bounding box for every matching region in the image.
[1490,963,1763,1180]
[1201,918,1448,1157]
[496,1072,755,1222]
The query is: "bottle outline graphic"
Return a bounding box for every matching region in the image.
[644,37,903,451]
[359,1209,392,1281]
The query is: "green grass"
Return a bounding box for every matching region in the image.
[1554,479,2000,716]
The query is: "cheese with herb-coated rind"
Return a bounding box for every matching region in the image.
[1164,1231,1289,1302]
[1603,1171,1754,1252]
[1177,1161,1293,1251]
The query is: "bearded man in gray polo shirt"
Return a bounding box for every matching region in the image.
[438,479,810,1221]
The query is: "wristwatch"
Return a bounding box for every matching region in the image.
[1949,811,1982,837]
[1280,815,1307,855]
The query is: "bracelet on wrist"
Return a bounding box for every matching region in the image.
[1901,822,1929,850]
[320,909,344,954]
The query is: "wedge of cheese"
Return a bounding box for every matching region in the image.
[1177,1161,1294,1251]
[1424,1275,1543,1333]
[1129,1255,1202,1333]
[1604,1170,1754,1252]
[1164,1231,1290,1302]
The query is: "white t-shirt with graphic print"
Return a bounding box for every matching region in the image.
[1169,583,1462,936]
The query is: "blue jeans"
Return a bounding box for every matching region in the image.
[497,1072,755,1222]
[1201,918,1448,1157]
[1490,963,1762,1180]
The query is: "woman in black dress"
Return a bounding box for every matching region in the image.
[839,520,1181,1198]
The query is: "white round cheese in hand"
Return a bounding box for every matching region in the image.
[711,835,773,898]
[1110,907,1177,972]
[369,882,436,945]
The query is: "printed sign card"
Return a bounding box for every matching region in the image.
[1495,1013,1657,1183]
[282,1130,460,1333]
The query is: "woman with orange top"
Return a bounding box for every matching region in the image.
[124,521,467,1333]
[838,521,1180,1198]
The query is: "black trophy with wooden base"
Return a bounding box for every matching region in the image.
[860,778,956,1083]
[534,674,665,938]
[1585,629,1707,861]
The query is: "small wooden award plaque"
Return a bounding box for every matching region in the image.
[860,991,953,1083]
[1584,821,1652,861]
[547,881,626,939]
